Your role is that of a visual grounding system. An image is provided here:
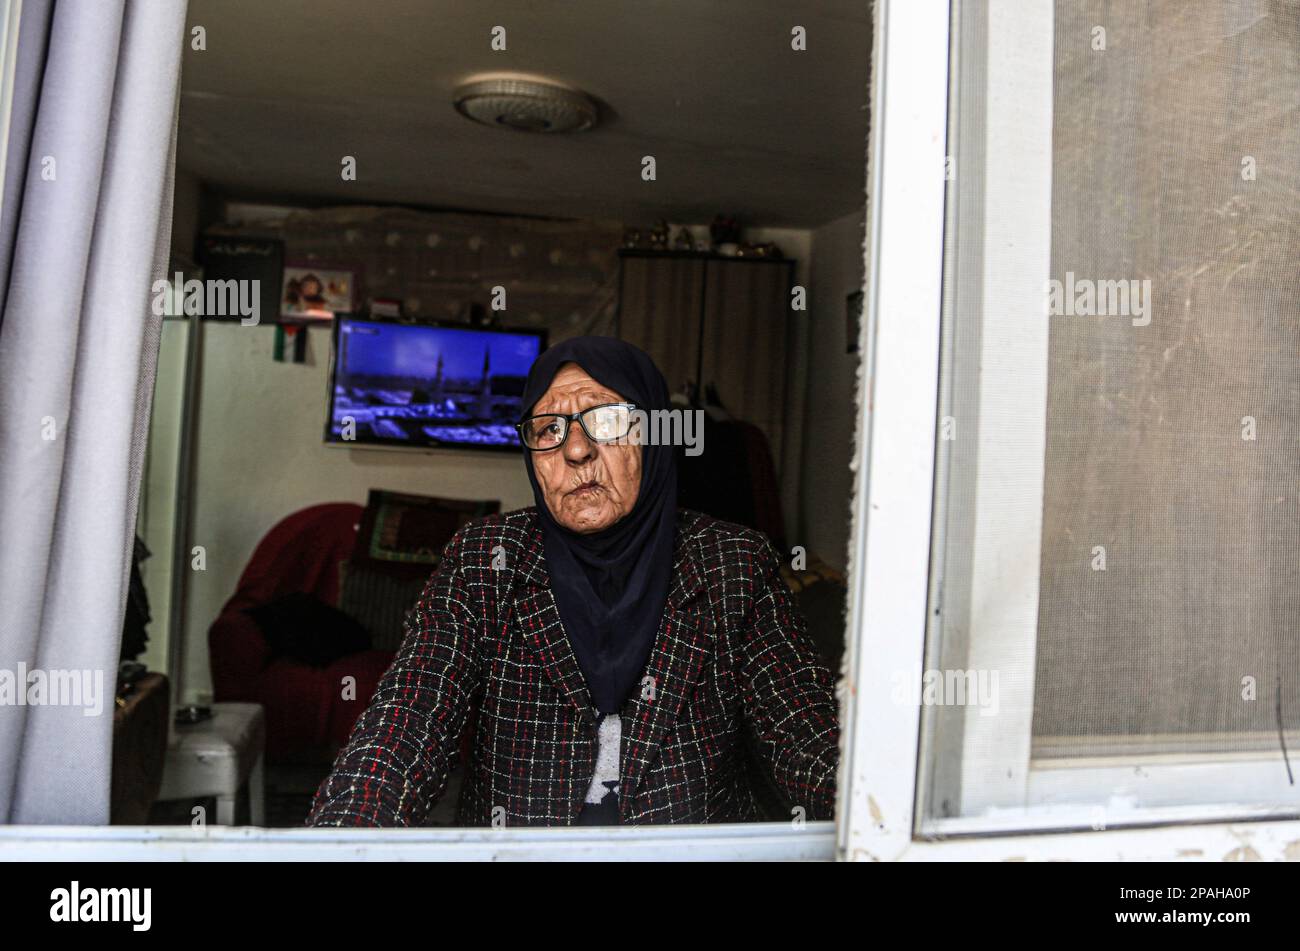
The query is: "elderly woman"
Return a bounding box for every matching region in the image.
[307,336,839,826]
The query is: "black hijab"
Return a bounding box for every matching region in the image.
[519,336,678,715]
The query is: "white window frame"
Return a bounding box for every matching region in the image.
[836,0,1300,860]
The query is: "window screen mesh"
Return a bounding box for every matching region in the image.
[922,0,1300,826]
[1033,0,1300,747]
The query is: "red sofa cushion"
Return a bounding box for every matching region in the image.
[210,502,387,762]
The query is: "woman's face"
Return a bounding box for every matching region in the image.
[530,362,641,534]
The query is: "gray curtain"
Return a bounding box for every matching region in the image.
[0,0,188,824]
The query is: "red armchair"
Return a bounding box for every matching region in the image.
[208,503,397,763]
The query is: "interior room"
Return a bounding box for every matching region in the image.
[114,0,870,827]
[9,0,1300,884]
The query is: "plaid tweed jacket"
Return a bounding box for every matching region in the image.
[307,506,840,827]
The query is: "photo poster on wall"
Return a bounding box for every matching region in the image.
[196,235,284,324]
[281,265,357,323]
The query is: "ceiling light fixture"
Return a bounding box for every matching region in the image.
[453,76,599,134]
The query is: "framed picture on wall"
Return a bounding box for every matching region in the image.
[196,235,284,323]
[281,264,357,322]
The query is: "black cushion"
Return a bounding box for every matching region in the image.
[247,593,371,669]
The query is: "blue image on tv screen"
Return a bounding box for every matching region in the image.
[328,317,543,449]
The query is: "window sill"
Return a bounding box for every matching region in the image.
[0,820,836,861]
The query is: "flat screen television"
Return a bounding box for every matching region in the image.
[325,316,546,451]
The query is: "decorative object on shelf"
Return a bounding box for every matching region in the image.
[672,227,695,252]
[737,241,784,259]
[709,214,741,250]
[281,264,356,322]
[846,289,865,354]
[174,705,212,726]
[622,226,645,249]
[648,219,670,250]
[368,297,402,319]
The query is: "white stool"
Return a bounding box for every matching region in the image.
[157,702,265,826]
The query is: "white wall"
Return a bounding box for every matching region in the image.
[799,207,867,572]
[179,322,534,704]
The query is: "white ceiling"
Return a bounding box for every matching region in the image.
[179,0,871,228]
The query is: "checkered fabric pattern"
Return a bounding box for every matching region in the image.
[306,507,840,827]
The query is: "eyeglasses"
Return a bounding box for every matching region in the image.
[517,402,638,451]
